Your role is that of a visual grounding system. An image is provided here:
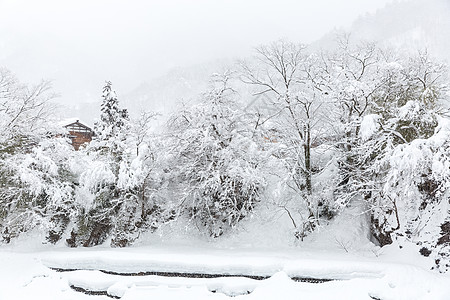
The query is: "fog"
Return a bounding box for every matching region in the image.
[0,0,396,107]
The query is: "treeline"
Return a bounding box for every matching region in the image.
[1,36,449,271]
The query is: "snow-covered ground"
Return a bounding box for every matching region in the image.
[1,201,449,300]
[1,242,450,300]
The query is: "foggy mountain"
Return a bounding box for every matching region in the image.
[122,59,234,119]
[63,59,234,126]
[69,0,450,125]
[318,0,450,61]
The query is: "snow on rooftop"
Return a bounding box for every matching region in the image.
[58,118,93,128]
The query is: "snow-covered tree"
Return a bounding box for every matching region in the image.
[0,68,74,244]
[326,37,387,209]
[72,81,133,247]
[70,83,168,247]
[111,112,168,247]
[92,81,130,157]
[0,67,56,154]
[325,41,449,251]
[0,138,76,243]
[168,73,266,237]
[357,51,448,245]
[240,41,332,236]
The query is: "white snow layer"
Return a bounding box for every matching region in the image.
[360,114,380,141]
[1,244,449,300]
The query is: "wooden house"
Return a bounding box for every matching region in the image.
[64,120,94,150]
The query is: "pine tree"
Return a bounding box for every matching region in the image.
[94,81,129,157]
[72,81,132,247]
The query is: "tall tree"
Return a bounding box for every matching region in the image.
[240,41,331,233]
[73,81,133,247]
[93,81,130,157]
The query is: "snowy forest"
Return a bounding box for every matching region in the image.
[1,34,450,275]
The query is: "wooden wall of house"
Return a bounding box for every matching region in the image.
[69,131,93,150]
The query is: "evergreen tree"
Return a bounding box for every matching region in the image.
[94,81,129,157]
[72,81,132,247]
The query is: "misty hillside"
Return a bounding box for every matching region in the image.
[112,0,450,122]
[122,60,233,116]
[333,0,450,61]
[66,59,235,125]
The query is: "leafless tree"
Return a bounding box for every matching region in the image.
[0,67,56,141]
[240,41,331,225]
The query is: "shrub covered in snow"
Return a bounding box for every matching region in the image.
[0,138,76,243]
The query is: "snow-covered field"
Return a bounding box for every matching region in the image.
[1,240,449,300]
[1,202,449,300]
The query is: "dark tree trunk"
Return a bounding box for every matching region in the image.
[304,123,312,195]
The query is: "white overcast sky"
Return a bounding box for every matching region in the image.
[0,0,397,105]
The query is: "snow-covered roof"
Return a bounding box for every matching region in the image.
[58,118,92,129]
